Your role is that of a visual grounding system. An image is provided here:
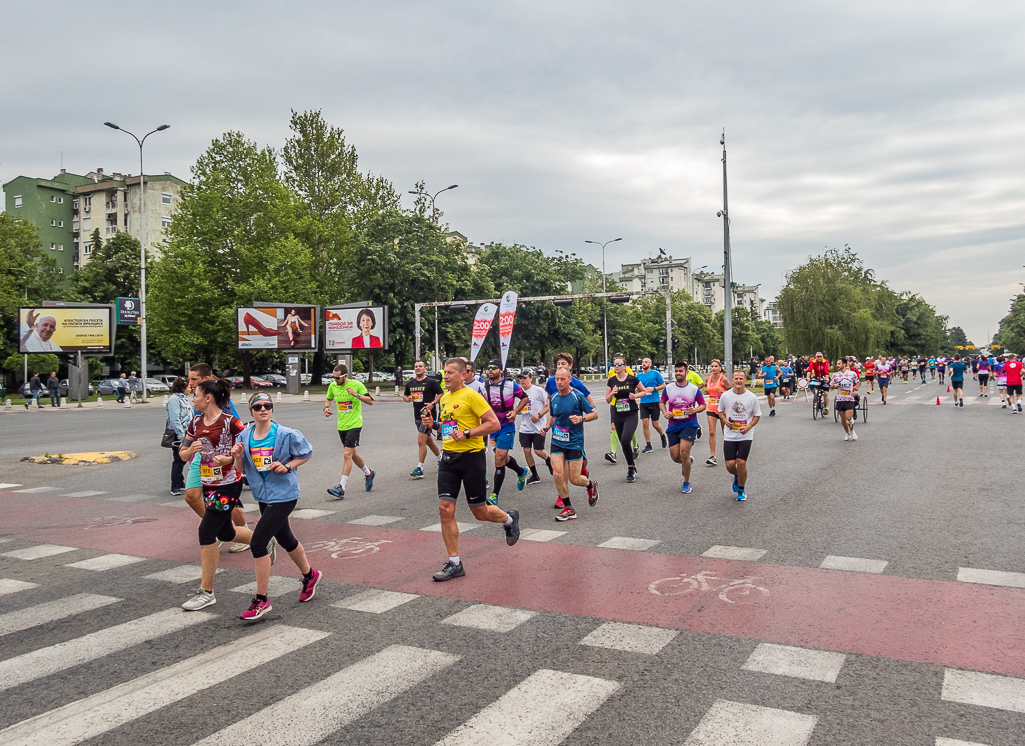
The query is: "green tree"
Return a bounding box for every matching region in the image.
[993,300,1025,355]
[714,307,761,365]
[947,326,970,349]
[889,293,948,356]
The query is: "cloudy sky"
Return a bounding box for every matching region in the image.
[3,2,1023,344]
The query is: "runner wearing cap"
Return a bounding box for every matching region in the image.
[481,359,529,505]
[513,370,550,486]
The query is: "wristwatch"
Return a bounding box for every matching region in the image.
[285,462,292,472]
[462,429,472,439]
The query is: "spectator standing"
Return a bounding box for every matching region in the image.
[46,372,60,407]
[167,377,192,495]
[128,371,140,403]
[24,372,42,409]
[116,373,128,404]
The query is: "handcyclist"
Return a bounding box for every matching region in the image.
[807,352,831,415]
[702,359,729,466]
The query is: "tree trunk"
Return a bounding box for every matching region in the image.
[243,351,252,388]
[311,349,324,386]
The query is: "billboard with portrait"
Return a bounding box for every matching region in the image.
[237,305,319,350]
[324,305,389,351]
[18,304,115,354]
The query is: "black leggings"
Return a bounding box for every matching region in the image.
[251,500,300,559]
[613,415,638,466]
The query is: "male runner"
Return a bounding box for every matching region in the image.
[637,357,668,452]
[875,355,891,404]
[807,352,831,415]
[403,360,443,478]
[760,356,780,417]
[661,361,706,493]
[937,356,947,385]
[918,355,928,384]
[482,360,529,504]
[862,356,876,394]
[779,359,795,399]
[928,356,937,380]
[545,352,595,502]
[540,368,599,521]
[421,357,520,580]
[324,363,375,498]
[462,359,487,395]
[718,370,761,501]
[830,358,861,440]
[513,370,549,486]
[948,353,966,407]
[1005,352,1023,413]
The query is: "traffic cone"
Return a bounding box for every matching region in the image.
[936,396,941,405]
[946,386,951,393]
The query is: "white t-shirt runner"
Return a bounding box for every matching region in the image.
[718,389,762,442]
[830,370,860,402]
[518,385,549,435]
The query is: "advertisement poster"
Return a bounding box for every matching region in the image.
[324,305,389,351]
[497,291,518,368]
[18,305,114,354]
[237,305,318,350]
[468,303,497,362]
[117,297,141,326]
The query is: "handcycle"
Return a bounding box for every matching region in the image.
[833,392,868,423]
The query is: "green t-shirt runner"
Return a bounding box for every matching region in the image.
[326,378,369,431]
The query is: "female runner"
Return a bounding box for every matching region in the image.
[605,355,650,483]
[702,359,729,467]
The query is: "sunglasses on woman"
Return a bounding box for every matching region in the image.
[251,403,273,412]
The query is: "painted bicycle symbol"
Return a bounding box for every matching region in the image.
[307,537,391,559]
[84,515,159,530]
[648,570,770,604]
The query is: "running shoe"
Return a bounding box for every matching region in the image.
[1002,403,1007,408]
[517,467,527,490]
[633,447,639,461]
[732,475,740,493]
[850,429,858,441]
[604,452,617,464]
[410,466,425,479]
[681,481,692,494]
[587,480,599,507]
[769,409,775,417]
[487,492,498,506]
[239,597,272,621]
[553,496,565,509]
[844,432,851,441]
[690,456,694,464]
[432,560,465,581]
[268,537,277,566]
[526,474,541,486]
[626,467,637,484]
[1018,403,1022,412]
[706,456,717,466]
[327,485,345,499]
[229,542,250,553]
[736,489,748,501]
[555,507,577,521]
[299,569,322,602]
[182,588,216,611]
[660,433,668,448]
[364,469,376,491]
[822,407,829,415]
[641,444,654,454]
[170,489,183,496]
[504,509,520,546]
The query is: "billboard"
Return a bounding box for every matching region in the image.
[324,305,389,351]
[18,304,114,354]
[117,297,141,326]
[237,305,319,350]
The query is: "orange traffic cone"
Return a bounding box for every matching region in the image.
[946,386,951,393]
[936,396,941,405]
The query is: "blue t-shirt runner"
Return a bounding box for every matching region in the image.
[636,369,665,404]
[548,388,594,454]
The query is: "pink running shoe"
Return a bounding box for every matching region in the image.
[239,597,272,621]
[299,569,322,602]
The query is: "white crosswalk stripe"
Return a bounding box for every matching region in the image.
[0,594,120,637]
[0,624,328,746]
[193,645,459,745]
[0,579,39,596]
[0,607,215,692]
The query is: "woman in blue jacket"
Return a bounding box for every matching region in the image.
[233,393,322,621]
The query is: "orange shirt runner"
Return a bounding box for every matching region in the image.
[703,373,730,413]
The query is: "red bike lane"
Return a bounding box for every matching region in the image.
[4,491,1024,678]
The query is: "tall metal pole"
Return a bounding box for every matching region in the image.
[665,287,673,367]
[434,305,440,373]
[720,133,733,375]
[585,237,622,374]
[414,304,422,361]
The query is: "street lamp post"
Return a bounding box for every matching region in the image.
[103,122,169,403]
[717,132,733,375]
[585,237,623,374]
[408,184,458,221]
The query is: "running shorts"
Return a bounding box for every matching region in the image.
[337,428,362,448]
[764,385,777,395]
[550,444,583,461]
[518,432,546,450]
[639,402,662,421]
[978,374,989,385]
[878,378,889,388]
[723,440,752,462]
[490,427,515,451]
[438,449,487,506]
[416,420,439,436]
[951,380,964,390]
[1008,384,1023,396]
[667,423,699,446]
[836,401,857,411]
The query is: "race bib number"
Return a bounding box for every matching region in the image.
[411,392,423,402]
[338,401,354,413]
[840,381,854,394]
[707,396,719,407]
[440,420,458,440]
[730,420,748,431]
[200,461,223,480]
[553,425,570,442]
[616,400,630,412]
[671,408,685,418]
[251,447,274,472]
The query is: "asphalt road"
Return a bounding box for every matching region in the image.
[0,380,1022,745]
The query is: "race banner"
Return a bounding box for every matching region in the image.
[468,303,497,363]
[497,291,518,369]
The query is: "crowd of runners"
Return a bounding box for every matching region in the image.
[167,347,1023,618]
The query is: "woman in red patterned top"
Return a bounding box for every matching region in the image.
[179,378,255,611]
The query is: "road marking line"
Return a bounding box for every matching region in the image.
[683,699,817,745]
[0,579,39,596]
[436,668,620,745]
[0,607,215,691]
[332,590,419,614]
[956,567,1025,589]
[65,554,148,571]
[702,545,767,561]
[2,544,79,561]
[105,494,159,502]
[942,668,1025,713]
[442,604,537,633]
[158,501,191,508]
[60,491,108,498]
[520,529,568,542]
[290,509,336,519]
[742,643,847,683]
[420,522,480,533]
[580,622,677,655]
[242,504,260,513]
[819,556,888,574]
[0,538,14,544]
[193,645,459,746]
[0,483,23,489]
[11,486,59,494]
[0,594,121,637]
[598,536,660,551]
[0,624,328,746]
[230,577,303,596]
[145,565,222,583]
[347,515,404,526]
[935,738,991,746]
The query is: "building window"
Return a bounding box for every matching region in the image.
[59,244,64,251]
[161,216,172,229]
[83,217,91,230]
[162,192,172,205]
[83,196,91,210]
[58,220,64,227]
[50,195,56,202]
[58,197,64,204]
[58,267,64,275]
[50,219,56,226]
[14,195,22,208]
[51,243,56,250]
[73,199,79,209]
[83,242,92,255]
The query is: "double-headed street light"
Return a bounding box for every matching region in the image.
[585,237,622,374]
[103,122,169,403]
[408,184,458,220]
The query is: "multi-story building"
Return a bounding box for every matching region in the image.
[692,272,765,319]
[3,168,187,272]
[763,300,783,328]
[612,251,695,296]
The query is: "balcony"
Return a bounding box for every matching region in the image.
[105,226,119,236]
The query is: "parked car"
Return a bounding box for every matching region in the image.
[260,374,287,387]
[94,379,119,397]
[143,378,171,395]
[157,374,182,387]
[248,376,274,388]
[300,373,312,385]
[58,379,95,398]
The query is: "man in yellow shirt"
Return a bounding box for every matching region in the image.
[421,357,521,581]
